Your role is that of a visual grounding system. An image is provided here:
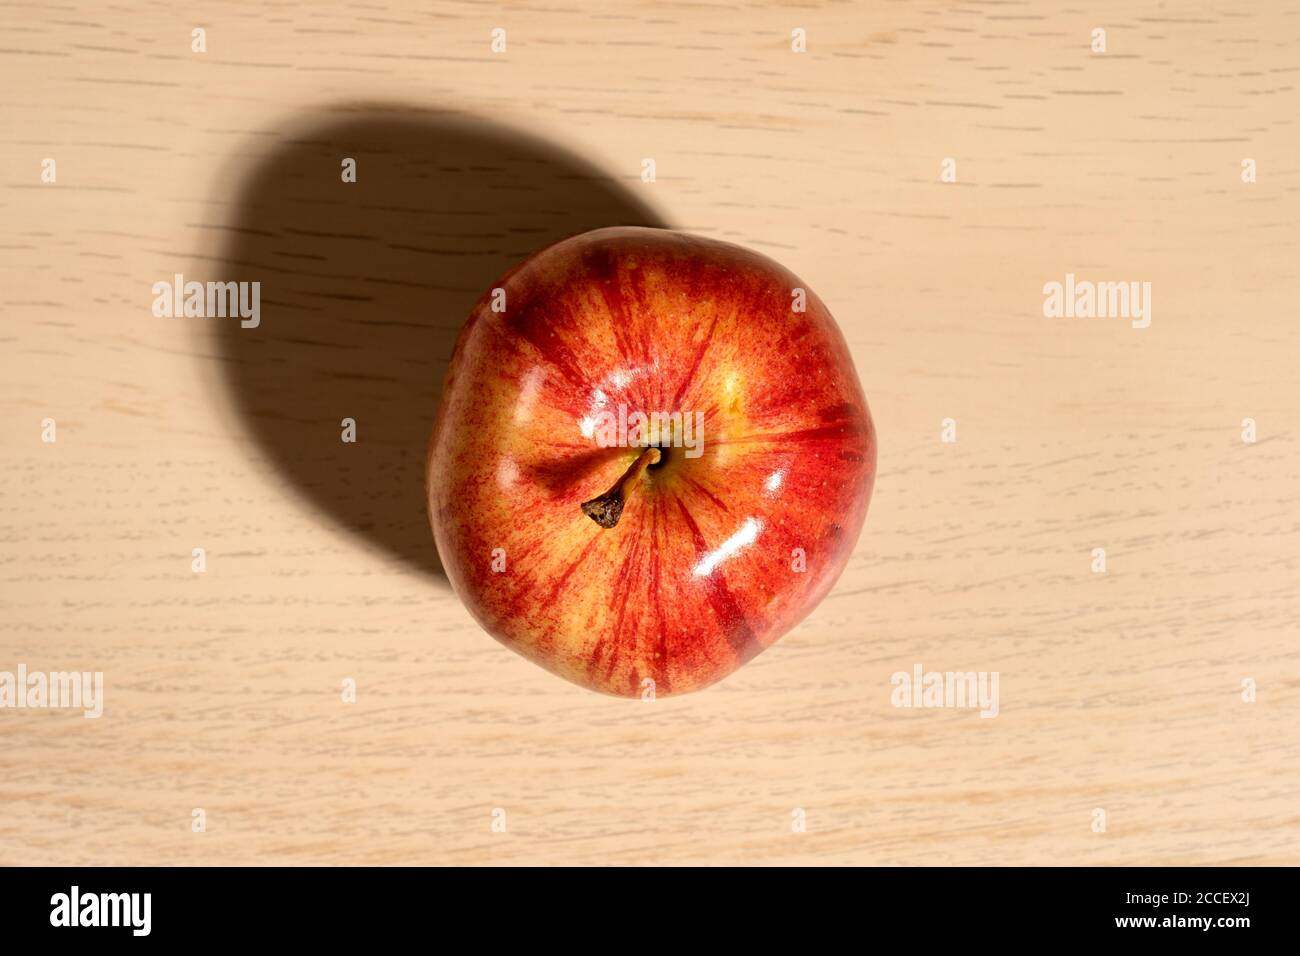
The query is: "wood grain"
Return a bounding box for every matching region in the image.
[1,1,1297,865]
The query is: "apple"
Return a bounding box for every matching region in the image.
[426,227,875,697]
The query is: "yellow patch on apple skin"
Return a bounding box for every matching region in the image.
[722,369,745,418]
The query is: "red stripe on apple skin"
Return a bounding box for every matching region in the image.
[679,475,730,515]
[588,245,658,397]
[589,499,653,684]
[525,446,626,499]
[669,313,721,412]
[589,512,633,672]
[673,498,761,663]
[533,532,603,655]
[519,326,591,392]
[646,492,671,696]
[710,421,869,446]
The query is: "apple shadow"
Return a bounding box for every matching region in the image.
[212,106,668,581]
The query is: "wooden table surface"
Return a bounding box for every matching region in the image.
[2,1,1297,866]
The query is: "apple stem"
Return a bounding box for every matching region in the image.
[580,446,662,528]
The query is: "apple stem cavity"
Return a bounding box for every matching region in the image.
[580,446,662,529]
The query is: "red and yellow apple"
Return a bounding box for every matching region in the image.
[427,227,875,696]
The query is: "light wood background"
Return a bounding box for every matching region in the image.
[2,1,1297,866]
